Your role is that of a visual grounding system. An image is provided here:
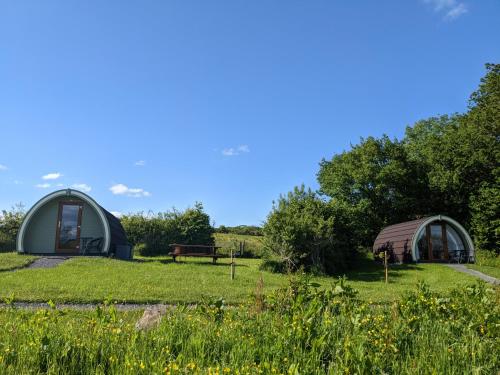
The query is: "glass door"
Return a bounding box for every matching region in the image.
[429,224,444,260]
[56,202,83,252]
[416,222,451,261]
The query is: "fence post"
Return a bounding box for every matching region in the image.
[230,249,235,280]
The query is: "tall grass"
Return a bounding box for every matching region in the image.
[0,277,498,374]
[475,250,500,268]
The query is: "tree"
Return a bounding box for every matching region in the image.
[318,136,428,247]
[263,186,355,274]
[469,180,500,253]
[403,64,499,233]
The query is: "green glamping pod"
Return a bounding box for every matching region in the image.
[17,189,131,259]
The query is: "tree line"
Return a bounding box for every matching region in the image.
[215,225,263,236]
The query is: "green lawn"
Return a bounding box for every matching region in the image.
[0,253,482,304]
[0,252,38,271]
[467,264,500,279]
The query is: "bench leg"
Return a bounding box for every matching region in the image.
[172,255,176,262]
[213,257,217,264]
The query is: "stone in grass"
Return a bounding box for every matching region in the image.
[135,306,167,331]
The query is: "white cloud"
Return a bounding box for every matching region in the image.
[71,183,92,192]
[35,183,51,188]
[13,180,22,185]
[110,211,123,218]
[42,172,62,180]
[109,183,151,198]
[0,164,7,171]
[134,160,146,166]
[237,145,250,153]
[423,0,468,20]
[445,3,467,19]
[221,144,250,157]
[222,148,237,156]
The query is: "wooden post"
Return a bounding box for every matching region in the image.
[384,250,388,284]
[230,249,235,280]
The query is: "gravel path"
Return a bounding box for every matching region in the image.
[445,264,499,285]
[26,256,70,269]
[0,302,174,311]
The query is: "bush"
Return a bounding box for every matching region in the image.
[0,232,15,253]
[0,204,25,252]
[263,186,356,275]
[121,202,214,256]
[475,250,500,268]
[132,243,148,257]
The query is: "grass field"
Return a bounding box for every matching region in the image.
[213,233,264,257]
[0,278,498,374]
[0,252,38,272]
[0,252,482,304]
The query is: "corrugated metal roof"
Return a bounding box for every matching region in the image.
[373,217,429,262]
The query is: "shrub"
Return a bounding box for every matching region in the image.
[475,249,500,268]
[263,186,357,275]
[121,202,214,256]
[0,204,25,252]
[132,243,148,256]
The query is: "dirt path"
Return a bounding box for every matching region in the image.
[445,264,499,285]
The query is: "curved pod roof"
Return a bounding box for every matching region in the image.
[17,189,127,255]
[373,215,474,262]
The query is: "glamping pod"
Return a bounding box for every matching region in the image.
[373,215,474,263]
[17,189,131,259]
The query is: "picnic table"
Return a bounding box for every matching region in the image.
[168,244,222,264]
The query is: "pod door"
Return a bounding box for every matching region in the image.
[55,201,83,253]
[416,221,467,262]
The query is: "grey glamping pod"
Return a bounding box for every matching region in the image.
[17,189,131,259]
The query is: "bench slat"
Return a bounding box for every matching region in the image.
[168,252,223,257]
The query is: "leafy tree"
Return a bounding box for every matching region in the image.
[318,136,428,247]
[263,186,355,274]
[403,64,499,238]
[317,64,499,253]
[469,180,500,253]
[175,202,214,245]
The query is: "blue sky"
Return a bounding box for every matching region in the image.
[0,1,499,226]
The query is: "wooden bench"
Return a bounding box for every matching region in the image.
[168,244,222,264]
